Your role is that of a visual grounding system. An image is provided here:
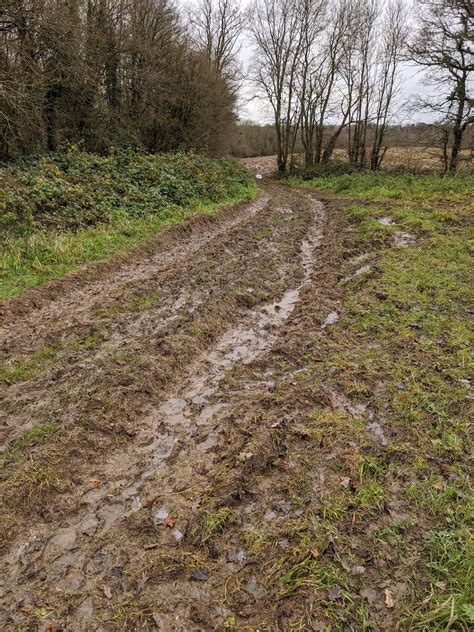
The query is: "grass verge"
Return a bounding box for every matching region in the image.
[285,171,473,629]
[0,149,256,298]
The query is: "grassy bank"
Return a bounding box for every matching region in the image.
[288,172,473,629]
[0,149,256,298]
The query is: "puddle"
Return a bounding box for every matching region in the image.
[196,435,218,452]
[352,252,371,264]
[324,387,389,446]
[366,420,388,445]
[394,231,414,247]
[321,311,339,328]
[343,264,372,283]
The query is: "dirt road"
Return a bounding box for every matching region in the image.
[0,166,345,630]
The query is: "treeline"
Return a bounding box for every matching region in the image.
[0,0,243,160]
[248,0,472,174]
[232,121,473,160]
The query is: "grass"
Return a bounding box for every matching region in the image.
[0,330,105,385]
[202,507,231,542]
[0,346,57,384]
[286,171,473,629]
[0,422,58,467]
[0,148,256,298]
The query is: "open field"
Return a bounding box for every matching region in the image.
[244,148,472,174]
[0,156,472,630]
[331,147,472,173]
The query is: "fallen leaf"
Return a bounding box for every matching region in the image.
[384,588,396,609]
[164,516,175,528]
[310,548,320,558]
[432,482,443,490]
[88,476,101,485]
[340,477,351,489]
[103,585,112,599]
[270,421,280,428]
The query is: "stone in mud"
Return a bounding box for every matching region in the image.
[191,567,209,582]
[171,527,184,542]
[152,507,169,524]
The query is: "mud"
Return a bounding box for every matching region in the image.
[0,171,333,630]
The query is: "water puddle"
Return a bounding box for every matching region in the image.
[343,264,372,283]
[394,231,414,247]
[321,311,339,328]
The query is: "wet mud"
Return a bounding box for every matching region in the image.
[0,175,330,630]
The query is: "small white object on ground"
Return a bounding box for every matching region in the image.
[321,311,339,328]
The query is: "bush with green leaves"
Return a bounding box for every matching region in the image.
[0,148,255,297]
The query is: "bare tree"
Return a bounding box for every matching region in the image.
[345,0,380,169]
[369,0,406,170]
[189,0,246,79]
[248,0,305,173]
[298,0,355,167]
[409,0,473,173]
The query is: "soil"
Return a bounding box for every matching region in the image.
[0,161,386,630]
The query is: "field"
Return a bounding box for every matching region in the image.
[0,155,472,630]
[245,147,472,174]
[285,170,474,629]
[331,146,472,172]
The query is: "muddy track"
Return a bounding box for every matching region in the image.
[0,175,329,630]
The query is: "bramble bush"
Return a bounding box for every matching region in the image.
[0,148,252,232]
[0,148,255,297]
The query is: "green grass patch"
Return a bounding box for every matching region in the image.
[291,171,473,628]
[1,422,58,467]
[202,507,231,542]
[0,347,57,384]
[0,148,256,298]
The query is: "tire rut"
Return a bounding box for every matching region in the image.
[0,182,326,631]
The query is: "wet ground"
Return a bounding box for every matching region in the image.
[0,164,337,630]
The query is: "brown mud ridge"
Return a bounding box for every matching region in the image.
[0,170,387,630]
